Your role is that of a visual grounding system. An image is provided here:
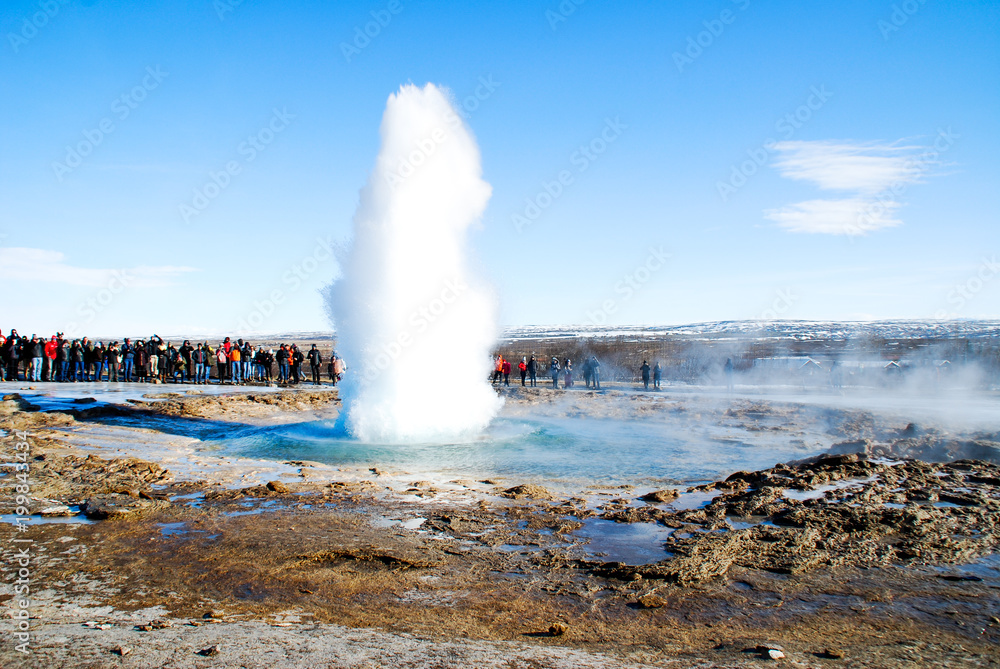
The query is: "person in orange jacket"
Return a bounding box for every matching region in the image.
[229,344,242,384]
[492,355,504,385]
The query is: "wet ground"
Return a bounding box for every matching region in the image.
[1,383,999,667]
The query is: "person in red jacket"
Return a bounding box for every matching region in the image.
[44,336,58,382]
[501,358,512,386]
[518,357,527,386]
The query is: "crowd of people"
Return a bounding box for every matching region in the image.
[492,354,603,389]
[0,329,347,386]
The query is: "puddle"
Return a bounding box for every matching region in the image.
[371,516,427,530]
[573,518,674,565]
[663,490,718,511]
[169,492,205,507]
[158,521,190,537]
[783,475,878,502]
[2,507,96,525]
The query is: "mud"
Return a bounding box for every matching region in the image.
[1,388,998,668]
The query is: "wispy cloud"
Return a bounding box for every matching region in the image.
[764,197,902,235]
[770,140,926,193]
[0,247,196,287]
[765,137,951,236]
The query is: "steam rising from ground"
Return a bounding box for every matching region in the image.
[325,83,502,443]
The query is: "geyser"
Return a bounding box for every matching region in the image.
[325,83,502,443]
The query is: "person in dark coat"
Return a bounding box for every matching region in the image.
[308,345,323,385]
[106,342,121,382]
[640,360,651,390]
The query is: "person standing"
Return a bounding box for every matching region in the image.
[2,330,18,381]
[292,345,304,384]
[724,358,734,392]
[264,348,274,384]
[276,345,289,383]
[106,342,120,382]
[492,355,504,385]
[19,335,32,381]
[653,362,662,390]
[333,354,346,384]
[640,360,651,390]
[582,358,593,388]
[230,344,242,384]
[43,336,57,382]
[29,336,44,382]
[156,338,168,382]
[518,357,527,386]
[58,337,70,382]
[527,355,537,387]
[92,342,106,382]
[308,345,323,385]
[132,341,145,382]
[563,358,573,389]
[147,338,160,382]
[191,344,204,385]
[549,357,560,388]
[590,356,601,390]
[215,344,228,384]
[242,342,252,383]
[502,357,511,386]
[179,340,194,383]
[121,339,134,382]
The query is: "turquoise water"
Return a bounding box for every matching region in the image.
[207,415,813,488]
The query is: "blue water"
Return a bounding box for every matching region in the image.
[204,415,813,488]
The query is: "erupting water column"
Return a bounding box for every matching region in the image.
[325,83,502,443]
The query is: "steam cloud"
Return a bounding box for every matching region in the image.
[325,83,502,443]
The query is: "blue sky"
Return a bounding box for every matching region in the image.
[1,0,998,336]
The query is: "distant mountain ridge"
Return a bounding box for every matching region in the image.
[500,320,1000,342]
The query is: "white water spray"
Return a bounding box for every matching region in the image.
[325,83,503,443]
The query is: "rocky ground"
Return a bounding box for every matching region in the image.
[1,388,998,668]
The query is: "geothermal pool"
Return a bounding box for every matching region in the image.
[7,381,1000,491]
[210,414,813,489]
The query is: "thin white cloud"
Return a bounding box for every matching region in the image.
[0,247,196,287]
[765,197,903,236]
[767,139,942,235]
[771,140,927,193]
